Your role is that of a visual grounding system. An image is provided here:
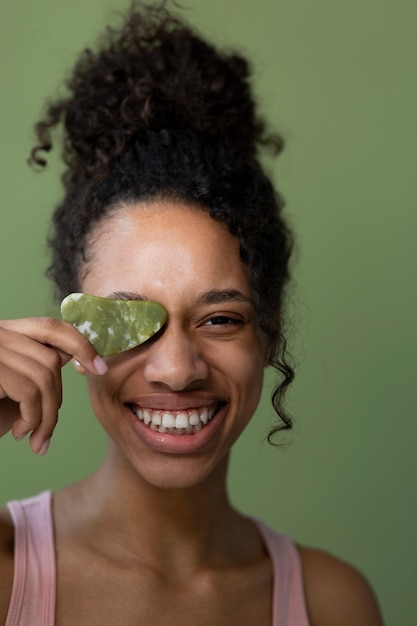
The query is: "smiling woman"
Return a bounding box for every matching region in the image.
[80,202,266,488]
[0,2,383,625]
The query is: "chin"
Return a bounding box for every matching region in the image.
[126,452,229,492]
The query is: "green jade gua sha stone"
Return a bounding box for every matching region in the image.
[61,293,168,357]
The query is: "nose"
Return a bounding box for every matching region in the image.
[143,325,209,390]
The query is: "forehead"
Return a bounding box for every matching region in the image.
[82,200,251,301]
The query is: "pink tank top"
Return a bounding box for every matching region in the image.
[6,492,55,626]
[6,491,310,625]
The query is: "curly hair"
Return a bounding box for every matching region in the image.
[30,1,294,442]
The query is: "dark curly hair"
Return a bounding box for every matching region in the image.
[30,1,294,442]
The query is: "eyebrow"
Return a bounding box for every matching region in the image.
[106,291,147,301]
[197,289,253,307]
[106,289,253,306]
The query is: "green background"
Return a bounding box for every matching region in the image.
[1,1,416,623]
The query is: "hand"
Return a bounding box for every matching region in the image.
[0,317,107,454]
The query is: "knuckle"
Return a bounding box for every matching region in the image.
[24,380,41,404]
[37,316,59,332]
[44,349,61,371]
[37,366,56,390]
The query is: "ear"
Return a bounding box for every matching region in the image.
[72,358,87,375]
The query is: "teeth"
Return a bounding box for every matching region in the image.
[162,413,175,428]
[131,404,218,434]
[189,412,200,426]
[151,413,162,427]
[175,413,189,429]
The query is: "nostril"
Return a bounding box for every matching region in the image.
[143,349,209,390]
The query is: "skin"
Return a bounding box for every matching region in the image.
[0,201,383,625]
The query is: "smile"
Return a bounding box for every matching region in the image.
[128,404,219,434]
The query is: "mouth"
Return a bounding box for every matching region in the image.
[126,403,221,435]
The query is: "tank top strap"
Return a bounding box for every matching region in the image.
[6,491,56,626]
[251,517,310,626]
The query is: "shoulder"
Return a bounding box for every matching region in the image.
[0,506,14,623]
[0,505,14,563]
[297,545,384,626]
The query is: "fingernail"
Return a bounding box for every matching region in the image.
[38,438,51,456]
[14,423,30,441]
[94,355,108,375]
[15,432,28,441]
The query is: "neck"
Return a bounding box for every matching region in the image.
[62,445,247,569]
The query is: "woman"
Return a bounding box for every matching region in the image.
[0,4,383,624]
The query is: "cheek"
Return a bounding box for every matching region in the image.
[84,372,119,431]
[84,352,146,420]
[211,339,266,406]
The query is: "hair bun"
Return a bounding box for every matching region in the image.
[31,3,283,180]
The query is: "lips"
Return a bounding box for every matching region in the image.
[128,403,219,434]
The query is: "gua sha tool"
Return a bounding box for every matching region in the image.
[61,293,168,356]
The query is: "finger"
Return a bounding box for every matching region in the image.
[22,352,62,453]
[11,375,59,454]
[0,398,20,437]
[0,347,62,447]
[0,339,63,411]
[0,318,108,375]
[22,359,61,453]
[0,381,7,400]
[0,362,43,437]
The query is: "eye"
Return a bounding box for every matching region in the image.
[204,315,243,326]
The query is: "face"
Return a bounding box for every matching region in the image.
[81,200,267,489]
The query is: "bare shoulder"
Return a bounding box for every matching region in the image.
[0,506,14,623]
[297,545,384,626]
[0,505,14,560]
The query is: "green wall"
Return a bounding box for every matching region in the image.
[1,1,416,623]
